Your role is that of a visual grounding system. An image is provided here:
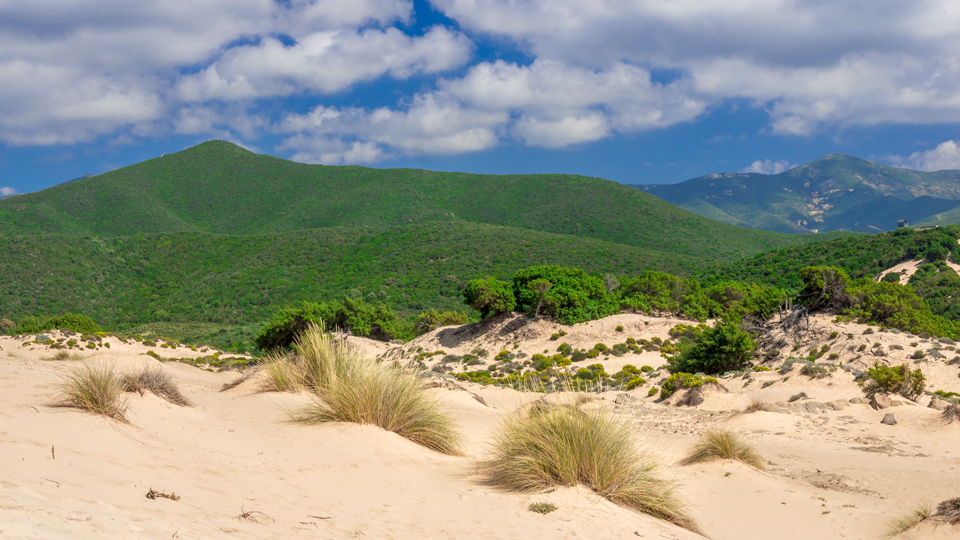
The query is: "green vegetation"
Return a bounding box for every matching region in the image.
[641,153,960,234]
[57,363,128,421]
[660,373,718,399]
[528,502,558,514]
[858,363,926,401]
[482,402,698,532]
[665,322,756,375]
[14,313,100,335]
[681,429,765,470]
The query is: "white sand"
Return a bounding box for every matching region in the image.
[2,314,959,539]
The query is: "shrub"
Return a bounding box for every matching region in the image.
[625,377,646,390]
[912,349,926,359]
[615,325,624,332]
[681,429,764,470]
[752,365,771,372]
[549,330,567,340]
[57,363,128,421]
[660,373,706,399]
[528,502,557,514]
[943,404,960,423]
[462,277,516,319]
[481,402,699,532]
[858,363,926,400]
[667,322,755,375]
[254,302,335,351]
[512,266,618,324]
[647,387,658,397]
[800,365,831,379]
[292,326,462,455]
[0,318,15,334]
[124,366,192,406]
[414,309,468,335]
[16,313,101,335]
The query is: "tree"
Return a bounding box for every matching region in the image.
[462,277,516,319]
[667,322,756,375]
[528,279,553,317]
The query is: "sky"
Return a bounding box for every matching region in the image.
[3,0,960,197]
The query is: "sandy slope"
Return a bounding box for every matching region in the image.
[2,314,959,540]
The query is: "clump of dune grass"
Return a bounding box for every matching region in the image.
[124,366,192,406]
[58,363,128,421]
[743,394,769,414]
[481,401,699,533]
[887,501,932,536]
[292,325,462,456]
[682,429,765,470]
[44,350,83,361]
[258,351,301,393]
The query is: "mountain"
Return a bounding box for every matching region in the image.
[0,140,838,262]
[638,154,960,234]
[0,140,854,349]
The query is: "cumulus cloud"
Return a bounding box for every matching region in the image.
[888,140,960,172]
[430,0,960,135]
[0,187,16,197]
[742,159,794,175]
[177,26,472,101]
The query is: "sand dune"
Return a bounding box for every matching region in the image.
[2,313,959,539]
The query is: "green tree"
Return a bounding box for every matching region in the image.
[512,266,618,324]
[667,322,756,375]
[463,277,516,319]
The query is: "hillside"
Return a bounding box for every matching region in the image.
[639,154,960,234]
[0,222,711,349]
[0,140,837,262]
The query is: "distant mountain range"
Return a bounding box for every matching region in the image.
[636,154,960,233]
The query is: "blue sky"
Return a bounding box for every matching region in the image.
[2,0,960,197]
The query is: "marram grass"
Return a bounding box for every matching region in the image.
[58,362,128,421]
[124,365,192,406]
[682,429,765,470]
[291,325,462,456]
[887,501,931,536]
[481,402,700,533]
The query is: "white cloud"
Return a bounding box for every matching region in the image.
[888,140,960,172]
[177,26,472,101]
[430,0,960,135]
[0,187,16,197]
[742,159,793,175]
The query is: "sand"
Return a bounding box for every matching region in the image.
[2,313,959,540]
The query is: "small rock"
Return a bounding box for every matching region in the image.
[614,393,638,406]
[881,413,898,425]
[929,398,948,411]
[871,394,893,410]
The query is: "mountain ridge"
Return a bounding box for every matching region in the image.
[637,153,960,233]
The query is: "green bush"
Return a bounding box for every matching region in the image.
[618,271,710,320]
[667,322,755,375]
[513,266,619,324]
[413,309,468,335]
[462,277,516,319]
[0,318,15,335]
[660,373,705,398]
[858,363,926,401]
[15,313,101,335]
[255,302,337,351]
[625,376,646,390]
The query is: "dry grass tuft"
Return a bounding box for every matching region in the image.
[44,350,84,361]
[481,402,700,533]
[58,363,128,421]
[292,325,462,455]
[887,501,932,536]
[682,429,765,470]
[743,394,769,413]
[935,497,960,525]
[943,404,960,423]
[124,366,192,406]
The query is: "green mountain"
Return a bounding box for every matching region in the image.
[0,140,835,261]
[0,140,850,349]
[638,154,960,234]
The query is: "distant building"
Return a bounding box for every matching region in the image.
[897,219,908,228]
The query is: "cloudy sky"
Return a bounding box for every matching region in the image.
[3,0,960,195]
